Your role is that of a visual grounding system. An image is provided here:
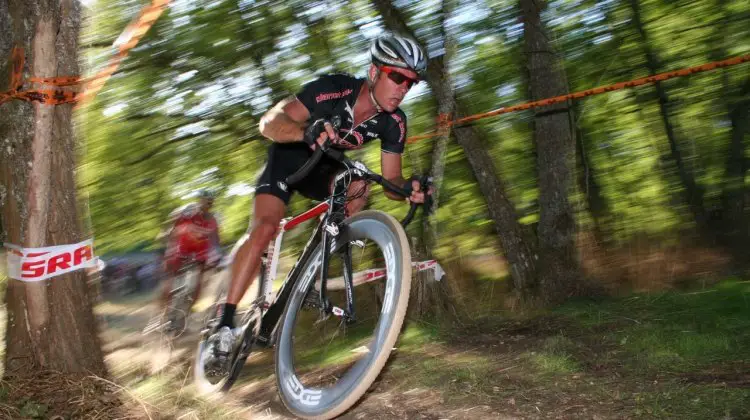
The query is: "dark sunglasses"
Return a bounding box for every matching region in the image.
[380,66,419,89]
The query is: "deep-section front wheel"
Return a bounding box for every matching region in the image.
[274,210,412,419]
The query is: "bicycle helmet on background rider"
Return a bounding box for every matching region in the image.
[197,189,215,201]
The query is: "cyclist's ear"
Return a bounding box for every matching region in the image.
[368,64,379,83]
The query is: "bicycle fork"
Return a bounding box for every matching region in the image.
[318,223,357,325]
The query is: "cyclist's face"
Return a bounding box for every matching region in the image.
[370,65,419,112]
[199,197,213,212]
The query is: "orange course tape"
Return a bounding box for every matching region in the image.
[78,0,171,106]
[0,0,171,106]
[407,53,750,143]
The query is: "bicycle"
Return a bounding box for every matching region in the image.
[193,132,431,419]
[143,255,201,336]
[141,254,202,372]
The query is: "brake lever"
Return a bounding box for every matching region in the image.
[318,115,341,152]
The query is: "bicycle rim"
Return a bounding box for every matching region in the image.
[274,210,411,419]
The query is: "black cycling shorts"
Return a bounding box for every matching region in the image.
[255,142,345,204]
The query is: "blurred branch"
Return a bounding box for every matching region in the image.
[128,128,232,165]
[370,0,418,45]
[122,113,159,121]
[82,41,116,49]
[128,119,208,142]
[646,12,750,35]
[127,112,234,142]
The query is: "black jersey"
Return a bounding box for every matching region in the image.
[295,73,407,154]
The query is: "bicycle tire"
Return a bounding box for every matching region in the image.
[274,210,411,420]
[169,267,198,337]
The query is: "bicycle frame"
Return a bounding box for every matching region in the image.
[255,201,331,345]
[248,167,379,345]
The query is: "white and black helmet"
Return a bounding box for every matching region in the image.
[370,33,427,78]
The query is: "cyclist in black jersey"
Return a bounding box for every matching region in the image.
[207,33,433,364]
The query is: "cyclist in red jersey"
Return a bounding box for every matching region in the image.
[160,190,222,318]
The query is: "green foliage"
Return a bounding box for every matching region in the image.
[79,0,750,263]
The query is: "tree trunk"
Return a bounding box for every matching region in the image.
[628,0,709,237]
[575,122,608,241]
[0,0,107,376]
[521,0,581,303]
[721,78,750,248]
[452,102,540,293]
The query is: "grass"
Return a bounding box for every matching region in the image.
[366,279,750,419]
[107,356,266,419]
[632,384,749,419]
[555,279,750,373]
[524,335,581,375]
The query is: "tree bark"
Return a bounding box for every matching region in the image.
[521,0,580,303]
[575,122,608,241]
[452,102,539,293]
[371,0,539,295]
[721,78,750,247]
[1,0,107,376]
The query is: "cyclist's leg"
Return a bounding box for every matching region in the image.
[343,179,370,216]
[190,243,218,307]
[190,262,207,305]
[217,144,311,330]
[224,194,285,309]
[160,245,180,310]
[209,194,285,363]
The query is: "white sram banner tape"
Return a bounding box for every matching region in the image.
[317,260,445,291]
[3,239,98,282]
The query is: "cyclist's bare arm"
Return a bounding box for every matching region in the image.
[259,96,310,142]
[381,151,431,203]
[209,215,222,256]
[380,152,409,201]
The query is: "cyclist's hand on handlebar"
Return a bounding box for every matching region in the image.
[403,176,434,204]
[303,118,339,151]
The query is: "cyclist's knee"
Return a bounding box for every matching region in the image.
[346,181,369,215]
[250,217,280,246]
[347,198,367,215]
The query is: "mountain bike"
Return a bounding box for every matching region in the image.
[193,134,430,419]
[143,255,201,337]
[142,254,202,372]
